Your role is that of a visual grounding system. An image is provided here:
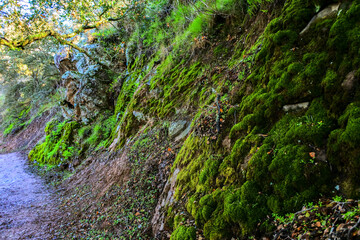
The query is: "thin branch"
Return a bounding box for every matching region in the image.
[0,1,10,13]
[1,28,109,69]
[347,217,360,240]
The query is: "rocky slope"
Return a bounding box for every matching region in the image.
[2,0,360,239]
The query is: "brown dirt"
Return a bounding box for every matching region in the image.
[53,125,181,239]
[0,152,59,240]
[65,149,131,199]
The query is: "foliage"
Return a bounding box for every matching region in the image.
[0,39,60,134]
[85,113,116,150]
[29,120,79,166]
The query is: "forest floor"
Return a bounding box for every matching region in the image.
[0,152,59,240]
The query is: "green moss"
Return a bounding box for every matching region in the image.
[272,30,297,50]
[188,14,206,35]
[328,1,360,52]
[77,125,92,139]
[229,114,256,140]
[281,0,314,32]
[170,226,196,240]
[321,69,339,94]
[1,103,32,137]
[198,158,221,186]
[215,0,246,15]
[327,102,360,197]
[83,114,116,150]
[340,116,360,148]
[287,62,303,75]
[281,99,334,147]
[203,212,231,240]
[29,120,79,165]
[3,123,14,136]
[114,73,141,117]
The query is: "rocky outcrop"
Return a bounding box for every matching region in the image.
[55,45,112,123]
[168,120,188,139]
[283,102,309,112]
[300,3,341,35]
[151,168,180,237]
[342,71,358,92]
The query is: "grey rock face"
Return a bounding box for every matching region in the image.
[300,3,341,35]
[342,71,358,91]
[133,111,146,121]
[283,102,309,112]
[175,123,191,142]
[55,45,111,123]
[168,120,188,139]
[151,168,180,236]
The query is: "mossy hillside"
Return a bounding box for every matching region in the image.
[70,112,116,157]
[147,61,207,118]
[163,0,360,239]
[101,0,282,155]
[327,102,360,196]
[169,135,225,239]
[98,0,310,237]
[109,51,240,151]
[1,94,58,138]
[169,103,334,238]
[170,226,196,240]
[113,72,140,119]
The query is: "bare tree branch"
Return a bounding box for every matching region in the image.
[0,20,111,68]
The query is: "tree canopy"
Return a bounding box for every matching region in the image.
[0,0,143,50]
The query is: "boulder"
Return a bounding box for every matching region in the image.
[300,3,341,35]
[283,102,309,112]
[168,120,187,139]
[341,70,358,91]
[175,123,192,142]
[55,44,112,123]
[133,111,146,121]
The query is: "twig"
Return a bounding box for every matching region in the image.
[329,216,339,238]
[273,206,316,240]
[347,217,360,240]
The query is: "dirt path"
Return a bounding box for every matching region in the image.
[0,152,58,240]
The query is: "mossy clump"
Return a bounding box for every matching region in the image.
[3,123,15,137]
[327,102,360,197]
[170,226,196,240]
[29,120,79,166]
